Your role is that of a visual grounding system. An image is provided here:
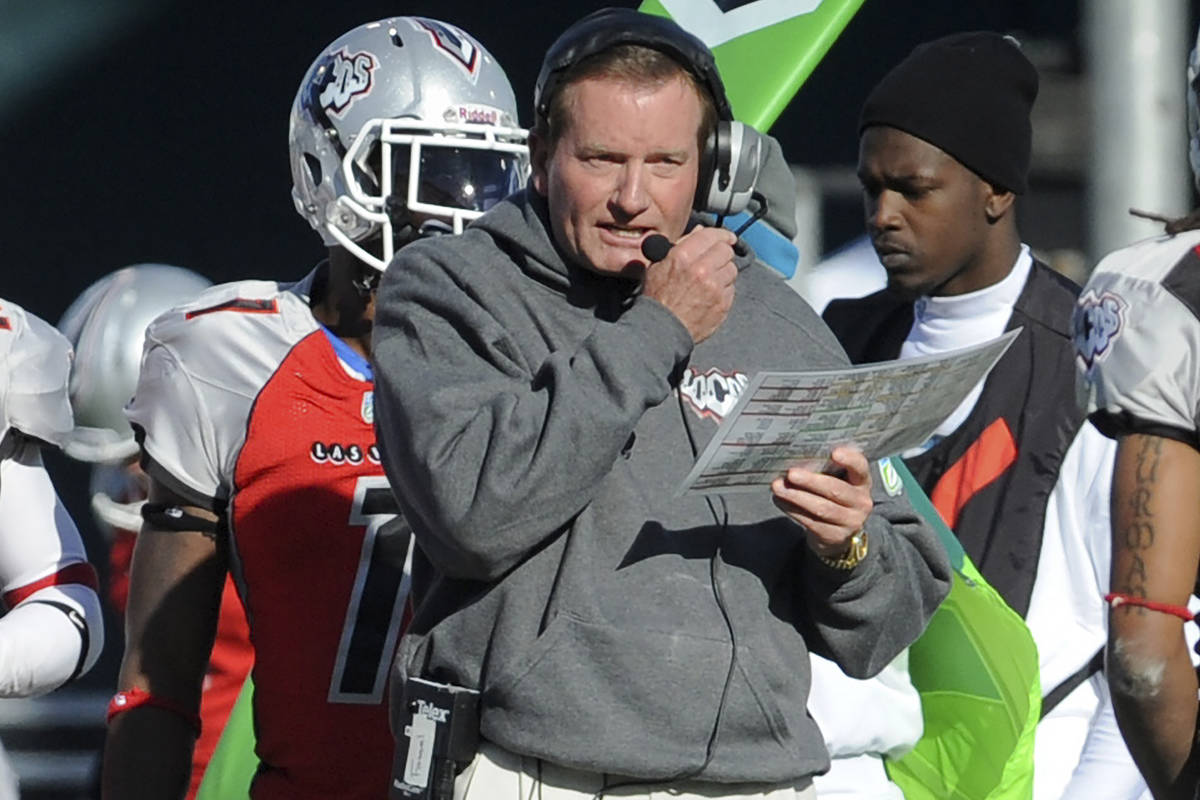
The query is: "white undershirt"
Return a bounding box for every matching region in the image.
[900,246,1032,454]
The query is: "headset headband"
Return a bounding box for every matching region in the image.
[534,7,733,124]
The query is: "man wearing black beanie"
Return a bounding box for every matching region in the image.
[823,32,1151,800]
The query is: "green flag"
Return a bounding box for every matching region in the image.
[197,676,259,799]
[886,459,1039,799]
[638,0,866,130]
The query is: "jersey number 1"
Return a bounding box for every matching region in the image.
[328,476,412,704]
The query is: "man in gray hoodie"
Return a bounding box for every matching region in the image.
[372,8,951,799]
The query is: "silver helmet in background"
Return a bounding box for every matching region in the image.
[57,264,212,530]
[289,16,529,272]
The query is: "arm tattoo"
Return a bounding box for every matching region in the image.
[1122,436,1164,604]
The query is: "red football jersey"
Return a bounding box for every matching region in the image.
[127,274,410,799]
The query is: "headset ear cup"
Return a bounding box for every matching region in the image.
[699,120,765,217]
[703,122,764,217]
[695,123,719,212]
[697,120,736,214]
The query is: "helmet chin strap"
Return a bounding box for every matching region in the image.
[418,219,454,237]
[383,198,457,242]
[384,195,417,245]
[350,269,381,298]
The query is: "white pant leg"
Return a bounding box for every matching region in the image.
[457,742,816,800]
[456,742,604,800]
[1033,680,1095,800]
[813,754,903,800]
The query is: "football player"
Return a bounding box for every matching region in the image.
[58,263,254,800]
[101,17,527,800]
[1074,23,1200,797]
[0,298,104,698]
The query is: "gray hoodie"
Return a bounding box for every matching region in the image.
[372,183,950,784]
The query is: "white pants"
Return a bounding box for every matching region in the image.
[456,742,817,800]
[813,754,903,799]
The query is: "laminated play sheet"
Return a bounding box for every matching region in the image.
[680,329,1020,494]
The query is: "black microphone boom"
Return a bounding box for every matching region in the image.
[641,234,672,263]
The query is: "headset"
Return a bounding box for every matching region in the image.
[534,7,764,219]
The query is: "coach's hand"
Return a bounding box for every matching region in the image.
[642,226,738,344]
[771,447,873,559]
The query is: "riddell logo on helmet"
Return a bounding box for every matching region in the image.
[456,105,499,125]
[319,49,378,118]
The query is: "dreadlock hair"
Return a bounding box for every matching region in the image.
[1130,206,1200,234]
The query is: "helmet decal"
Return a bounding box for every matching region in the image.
[450,103,504,126]
[318,49,379,118]
[410,18,480,81]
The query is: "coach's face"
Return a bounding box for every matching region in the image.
[532,74,702,278]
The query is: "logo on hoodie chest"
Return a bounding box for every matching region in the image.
[679,367,749,422]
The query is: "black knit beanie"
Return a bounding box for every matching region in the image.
[859,31,1039,194]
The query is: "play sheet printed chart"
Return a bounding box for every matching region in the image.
[680,329,1021,495]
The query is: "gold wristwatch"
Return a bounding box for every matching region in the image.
[817,529,869,570]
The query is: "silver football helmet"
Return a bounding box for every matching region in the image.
[289,17,529,271]
[1189,24,1200,191]
[58,264,211,465]
[58,264,211,533]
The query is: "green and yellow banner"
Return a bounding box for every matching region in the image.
[638,0,866,130]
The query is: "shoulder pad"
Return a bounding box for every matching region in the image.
[134,276,321,421]
[146,278,317,353]
[0,299,75,450]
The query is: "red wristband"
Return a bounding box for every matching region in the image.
[107,687,202,736]
[1105,592,1196,622]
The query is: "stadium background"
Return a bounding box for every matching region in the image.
[0,1,1190,796]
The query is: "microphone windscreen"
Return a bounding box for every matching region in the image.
[641,234,672,263]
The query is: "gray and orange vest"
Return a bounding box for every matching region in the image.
[823,261,1083,618]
